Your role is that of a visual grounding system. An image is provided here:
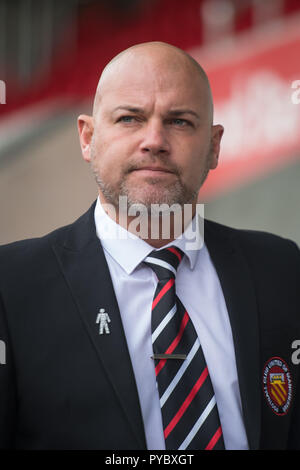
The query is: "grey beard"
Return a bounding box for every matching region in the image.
[91,145,212,213]
[92,168,201,214]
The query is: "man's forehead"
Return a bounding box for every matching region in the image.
[93,42,213,118]
[99,86,205,116]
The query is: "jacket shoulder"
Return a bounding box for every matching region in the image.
[205,218,299,254]
[0,218,87,290]
[0,202,96,265]
[0,223,70,262]
[205,218,300,287]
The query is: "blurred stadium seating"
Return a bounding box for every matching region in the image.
[0,0,299,244]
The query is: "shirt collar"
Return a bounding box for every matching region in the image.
[94,197,204,275]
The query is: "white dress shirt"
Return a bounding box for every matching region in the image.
[94,197,249,450]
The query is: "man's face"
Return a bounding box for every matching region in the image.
[79,49,223,211]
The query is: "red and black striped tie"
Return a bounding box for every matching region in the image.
[144,246,225,450]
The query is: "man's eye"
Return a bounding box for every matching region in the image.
[170,118,189,127]
[118,116,135,123]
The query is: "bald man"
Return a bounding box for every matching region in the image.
[0,42,300,451]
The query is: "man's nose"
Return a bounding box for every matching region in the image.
[139,120,170,156]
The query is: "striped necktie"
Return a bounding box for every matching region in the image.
[144,246,225,450]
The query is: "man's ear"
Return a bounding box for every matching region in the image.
[77,114,94,162]
[209,124,224,170]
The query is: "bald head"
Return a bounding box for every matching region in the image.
[78,40,224,223]
[92,41,213,122]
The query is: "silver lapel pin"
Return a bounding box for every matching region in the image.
[96,308,111,335]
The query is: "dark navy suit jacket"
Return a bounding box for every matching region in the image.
[0,201,299,449]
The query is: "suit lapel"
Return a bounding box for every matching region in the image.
[204,220,261,450]
[51,202,146,449]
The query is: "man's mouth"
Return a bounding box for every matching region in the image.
[131,166,175,175]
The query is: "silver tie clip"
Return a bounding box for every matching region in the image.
[151,354,187,360]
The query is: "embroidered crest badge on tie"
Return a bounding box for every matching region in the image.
[96,308,111,335]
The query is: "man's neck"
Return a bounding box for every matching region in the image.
[99,194,197,248]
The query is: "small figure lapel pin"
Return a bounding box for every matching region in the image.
[96,308,111,335]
